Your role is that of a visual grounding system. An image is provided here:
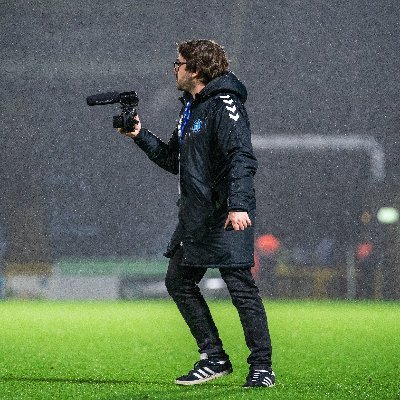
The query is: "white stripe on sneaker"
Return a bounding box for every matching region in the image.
[263,377,272,386]
[197,369,209,378]
[203,367,214,374]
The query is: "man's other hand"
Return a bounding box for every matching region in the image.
[224,211,252,231]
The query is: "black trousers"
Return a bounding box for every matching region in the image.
[165,247,272,369]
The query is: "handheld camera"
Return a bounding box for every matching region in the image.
[86,91,139,132]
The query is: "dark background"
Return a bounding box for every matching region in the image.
[1,0,399,264]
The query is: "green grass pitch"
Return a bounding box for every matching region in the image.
[0,300,399,399]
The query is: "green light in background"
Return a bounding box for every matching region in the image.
[377,207,399,224]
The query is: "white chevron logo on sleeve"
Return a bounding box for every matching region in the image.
[220,95,240,121]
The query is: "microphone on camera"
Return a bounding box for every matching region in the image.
[86,91,121,106]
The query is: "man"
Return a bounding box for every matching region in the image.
[118,39,275,388]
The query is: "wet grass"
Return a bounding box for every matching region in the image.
[0,300,399,399]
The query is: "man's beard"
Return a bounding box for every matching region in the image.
[176,75,195,93]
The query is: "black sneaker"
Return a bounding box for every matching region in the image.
[175,356,233,385]
[243,369,275,388]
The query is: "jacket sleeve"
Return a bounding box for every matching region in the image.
[214,97,258,212]
[133,128,179,175]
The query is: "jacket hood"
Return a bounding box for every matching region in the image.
[200,71,248,103]
[180,72,248,104]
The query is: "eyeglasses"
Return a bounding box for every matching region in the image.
[173,61,187,70]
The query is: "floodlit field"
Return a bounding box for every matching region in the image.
[0,300,399,399]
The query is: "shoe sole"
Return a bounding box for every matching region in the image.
[175,369,233,386]
[243,383,275,388]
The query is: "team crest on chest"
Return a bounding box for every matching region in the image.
[191,119,203,133]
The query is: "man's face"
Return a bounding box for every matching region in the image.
[174,54,196,93]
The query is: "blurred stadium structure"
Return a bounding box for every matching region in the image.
[1,0,399,300]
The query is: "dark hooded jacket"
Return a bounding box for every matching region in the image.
[134,72,258,268]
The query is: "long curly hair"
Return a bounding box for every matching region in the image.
[178,39,229,84]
